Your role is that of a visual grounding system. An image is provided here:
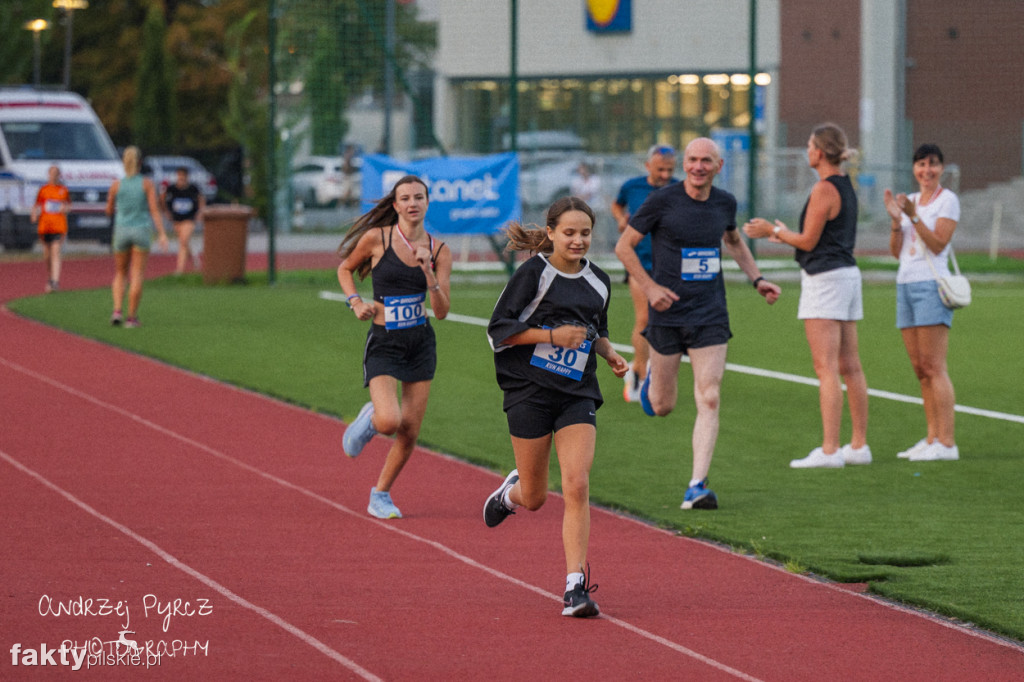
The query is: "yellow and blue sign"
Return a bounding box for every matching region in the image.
[586,0,631,33]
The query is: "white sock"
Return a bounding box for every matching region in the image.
[501,487,519,510]
[689,478,703,488]
[566,572,585,592]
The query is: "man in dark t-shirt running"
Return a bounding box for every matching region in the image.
[614,137,781,511]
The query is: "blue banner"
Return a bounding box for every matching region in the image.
[360,153,520,235]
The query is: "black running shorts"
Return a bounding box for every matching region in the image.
[363,322,437,386]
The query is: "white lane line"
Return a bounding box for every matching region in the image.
[1,356,762,681]
[0,448,383,682]
[319,292,1024,426]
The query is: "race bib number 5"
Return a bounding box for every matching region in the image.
[383,293,426,330]
[680,247,721,281]
[531,333,592,381]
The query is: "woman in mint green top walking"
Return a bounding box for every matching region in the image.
[104,146,168,327]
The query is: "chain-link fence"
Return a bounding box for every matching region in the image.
[266,3,1019,262]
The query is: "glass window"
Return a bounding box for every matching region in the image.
[1,121,118,161]
[451,73,768,156]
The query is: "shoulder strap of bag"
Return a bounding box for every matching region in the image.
[915,231,960,279]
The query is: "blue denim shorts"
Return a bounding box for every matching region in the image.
[896,281,954,329]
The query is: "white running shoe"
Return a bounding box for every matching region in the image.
[790,447,845,469]
[841,444,872,465]
[897,438,930,459]
[622,367,641,403]
[909,442,960,461]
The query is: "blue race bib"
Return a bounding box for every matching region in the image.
[383,293,426,330]
[680,247,721,281]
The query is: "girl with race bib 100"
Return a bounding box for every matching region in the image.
[337,175,452,520]
[484,197,629,618]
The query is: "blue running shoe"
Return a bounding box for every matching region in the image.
[367,488,402,519]
[343,402,377,458]
[638,371,655,417]
[681,477,718,510]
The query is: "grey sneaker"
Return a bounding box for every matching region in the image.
[483,470,519,527]
[367,488,402,519]
[343,402,377,458]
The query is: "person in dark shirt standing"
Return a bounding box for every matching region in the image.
[616,138,780,509]
[744,123,871,468]
[161,167,205,275]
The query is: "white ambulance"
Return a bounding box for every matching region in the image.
[0,87,123,250]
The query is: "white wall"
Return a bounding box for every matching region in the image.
[437,0,779,77]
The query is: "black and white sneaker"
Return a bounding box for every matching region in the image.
[562,565,600,618]
[483,469,519,528]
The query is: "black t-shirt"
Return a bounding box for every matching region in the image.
[164,184,201,221]
[794,174,858,274]
[488,254,611,410]
[628,183,737,327]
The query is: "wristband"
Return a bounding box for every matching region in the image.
[345,293,361,309]
[752,276,764,289]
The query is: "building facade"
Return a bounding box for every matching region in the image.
[432,0,1023,191]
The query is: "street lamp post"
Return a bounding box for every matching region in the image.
[24,19,51,87]
[52,0,89,90]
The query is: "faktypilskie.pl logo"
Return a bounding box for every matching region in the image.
[8,593,214,670]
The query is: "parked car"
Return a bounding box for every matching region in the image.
[290,154,361,208]
[143,155,218,203]
[518,154,640,209]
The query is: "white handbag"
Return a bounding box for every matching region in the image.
[922,239,971,309]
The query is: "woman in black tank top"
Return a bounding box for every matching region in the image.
[336,175,452,519]
[743,124,870,469]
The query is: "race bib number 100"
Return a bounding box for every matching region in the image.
[383,293,426,330]
[531,334,592,381]
[680,247,721,281]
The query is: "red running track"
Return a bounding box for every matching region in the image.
[1,254,1022,680]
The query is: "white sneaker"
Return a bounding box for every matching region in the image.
[622,367,641,403]
[790,447,845,469]
[909,442,960,461]
[841,444,872,465]
[897,438,930,459]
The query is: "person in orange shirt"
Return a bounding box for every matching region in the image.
[31,165,71,293]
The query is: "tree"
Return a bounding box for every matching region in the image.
[132,2,178,153]
[222,9,269,219]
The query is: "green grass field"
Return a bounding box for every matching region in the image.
[9,261,1024,641]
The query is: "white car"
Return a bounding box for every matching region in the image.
[144,155,218,203]
[518,155,641,209]
[291,155,361,208]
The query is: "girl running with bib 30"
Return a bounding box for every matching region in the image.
[484,197,629,618]
[337,175,452,519]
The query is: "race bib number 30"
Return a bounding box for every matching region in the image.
[531,336,592,381]
[680,247,721,281]
[383,293,426,330]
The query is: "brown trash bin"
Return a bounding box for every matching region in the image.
[202,205,253,284]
